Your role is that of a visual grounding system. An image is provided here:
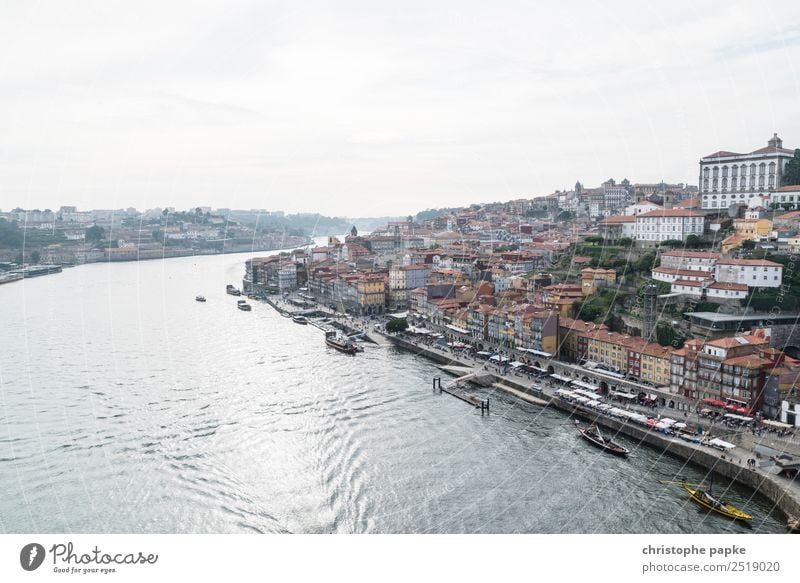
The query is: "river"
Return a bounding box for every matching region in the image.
[0,249,787,533]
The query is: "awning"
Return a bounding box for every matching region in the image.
[550,374,573,383]
[702,398,726,407]
[762,419,793,429]
[476,351,492,357]
[707,437,736,450]
[445,324,469,334]
[572,380,599,391]
[509,361,525,368]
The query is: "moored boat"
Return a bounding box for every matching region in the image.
[575,421,630,457]
[237,302,252,311]
[682,485,752,521]
[325,331,357,354]
[226,284,242,296]
[195,295,206,302]
[292,315,308,325]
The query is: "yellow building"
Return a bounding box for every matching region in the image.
[357,276,386,316]
[721,234,748,254]
[580,268,617,297]
[733,218,772,239]
[639,344,673,387]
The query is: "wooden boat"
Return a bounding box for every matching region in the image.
[237,302,252,311]
[682,485,752,521]
[195,295,206,302]
[226,284,241,296]
[292,315,308,325]
[575,420,630,457]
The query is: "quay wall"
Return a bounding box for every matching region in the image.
[387,334,800,526]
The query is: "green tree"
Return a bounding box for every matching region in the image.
[386,318,409,334]
[617,237,634,247]
[782,149,800,186]
[86,225,105,241]
[658,239,684,247]
[556,210,575,221]
[685,234,702,247]
[30,250,41,264]
[741,239,756,250]
[584,235,604,245]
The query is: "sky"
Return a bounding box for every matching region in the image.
[1,1,799,218]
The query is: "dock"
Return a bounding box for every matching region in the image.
[433,376,490,415]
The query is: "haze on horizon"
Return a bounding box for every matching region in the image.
[1,1,799,218]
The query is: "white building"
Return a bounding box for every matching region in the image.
[634,209,704,246]
[659,250,720,272]
[624,201,661,216]
[698,134,796,210]
[714,259,783,289]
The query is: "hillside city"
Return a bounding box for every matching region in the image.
[3,133,800,430]
[242,133,800,430]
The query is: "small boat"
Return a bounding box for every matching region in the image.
[658,479,753,522]
[237,302,252,311]
[226,284,241,296]
[195,295,207,302]
[292,315,308,325]
[682,485,752,521]
[325,331,357,354]
[575,421,630,457]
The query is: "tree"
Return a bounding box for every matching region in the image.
[86,225,105,242]
[656,322,686,348]
[584,235,604,245]
[782,148,800,186]
[618,237,634,247]
[556,210,575,221]
[30,250,41,264]
[685,234,702,247]
[741,239,756,250]
[385,318,409,334]
[658,239,684,247]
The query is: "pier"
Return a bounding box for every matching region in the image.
[433,376,490,415]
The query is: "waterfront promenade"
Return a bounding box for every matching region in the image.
[381,331,800,530]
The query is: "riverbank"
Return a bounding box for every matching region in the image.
[386,333,800,531]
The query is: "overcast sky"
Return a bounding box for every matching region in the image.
[1,1,799,217]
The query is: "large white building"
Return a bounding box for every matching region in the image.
[634,209,704,246]
[714,259,784,289]
[698,134,796,211]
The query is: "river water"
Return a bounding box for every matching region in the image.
[0,250,788,533]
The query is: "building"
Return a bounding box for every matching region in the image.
[659,250,720,272]
[713,259,783,289]
[698,134,796,210]
[598,215,636,242]
[634,209,704,246]
[771,184,800,210]
[356,275,386,316]
[580,268,616,296]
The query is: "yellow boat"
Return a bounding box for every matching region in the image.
[683,485,753,521]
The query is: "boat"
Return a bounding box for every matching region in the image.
[226,284,241,296]
[195,295,207,302]
[325,330,358,354]
[658,480,753,522]
[292,315,308,325]
[682,485,752,521]
[237,302,252,311]
[575,420,630,457]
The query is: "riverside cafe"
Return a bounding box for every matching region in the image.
[699,397,754,420]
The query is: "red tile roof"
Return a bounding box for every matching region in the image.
[715,259,783,267]
[639,209,703,218]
